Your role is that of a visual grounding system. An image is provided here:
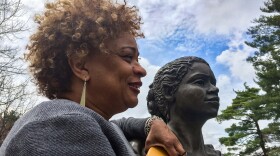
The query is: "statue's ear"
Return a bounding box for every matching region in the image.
[162,84,175,103]
[165,95,174,103]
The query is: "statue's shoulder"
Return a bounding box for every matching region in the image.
[130,139,145,156]
[204,144,223,156]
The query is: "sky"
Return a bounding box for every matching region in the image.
[19,0,266,152]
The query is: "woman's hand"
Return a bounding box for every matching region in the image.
[145,119,186,156]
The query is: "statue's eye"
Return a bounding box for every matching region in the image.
[193,79,205,86]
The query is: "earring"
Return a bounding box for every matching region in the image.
[80,78,87,107]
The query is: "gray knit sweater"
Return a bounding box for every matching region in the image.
[0,99,147,156]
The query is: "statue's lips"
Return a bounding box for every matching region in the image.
[205,97,219,102]
[205,97,220,108]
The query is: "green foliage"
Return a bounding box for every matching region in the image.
[217,84,269,123]
[219,1,280,155]
[268,147,280,156]
[224,153,236,156]
[217,84,271,155]
[262,122,280,142]
[0,110,20,145]
[245,0,280,97]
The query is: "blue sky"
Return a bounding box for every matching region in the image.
[20,0,266,152]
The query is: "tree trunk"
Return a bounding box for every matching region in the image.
[254,120,268,156]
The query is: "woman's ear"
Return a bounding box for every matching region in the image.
[68,57,89,81]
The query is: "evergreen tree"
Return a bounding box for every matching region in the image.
[245,0,280,119]
[218,1,280,155]
[217,84,273,156]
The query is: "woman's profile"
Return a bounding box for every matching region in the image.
[147,56,222,156]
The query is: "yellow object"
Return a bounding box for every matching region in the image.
[147,146,169,156]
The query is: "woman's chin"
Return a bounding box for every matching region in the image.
[127,99,138,108]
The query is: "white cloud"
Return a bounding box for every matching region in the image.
[216,74,235,110]
[21,0,265,42]
[216,32,256,84]
[175,44,189,52]
[203,119,226,151]
[131,0,265,39]
[192,0,265,35]
[132,0,196,39]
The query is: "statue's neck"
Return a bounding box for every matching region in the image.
[168,116,207,156]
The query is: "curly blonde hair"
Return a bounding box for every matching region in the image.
[25,0,144,99]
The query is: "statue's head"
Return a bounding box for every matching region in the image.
[147,56,219,122]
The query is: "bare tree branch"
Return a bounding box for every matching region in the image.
[0,0,35,145]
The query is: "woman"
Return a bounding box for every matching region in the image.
[147,56,222,156]
[0,0,185,155]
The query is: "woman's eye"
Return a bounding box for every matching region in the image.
[121,55,133,63]
[194,79,205,86]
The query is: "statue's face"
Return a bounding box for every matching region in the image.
[173,62,219,119]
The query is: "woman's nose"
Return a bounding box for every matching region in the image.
[133,62,147,77]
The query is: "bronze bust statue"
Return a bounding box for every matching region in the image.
[133,56,222,156]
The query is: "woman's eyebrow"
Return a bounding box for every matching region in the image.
[120,47,139,56]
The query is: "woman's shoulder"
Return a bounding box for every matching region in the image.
[0,99,112,155]
[20,99,94,121]
[0,99,118,156]
[33,99,110,117]
[9,99,106,136]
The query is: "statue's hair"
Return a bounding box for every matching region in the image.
[147,56,209,122]
[25,0,143,99]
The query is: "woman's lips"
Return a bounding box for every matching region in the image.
[128,81,142,94]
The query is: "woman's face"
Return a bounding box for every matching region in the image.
[173,62,219,119]
[84,32,146,117]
